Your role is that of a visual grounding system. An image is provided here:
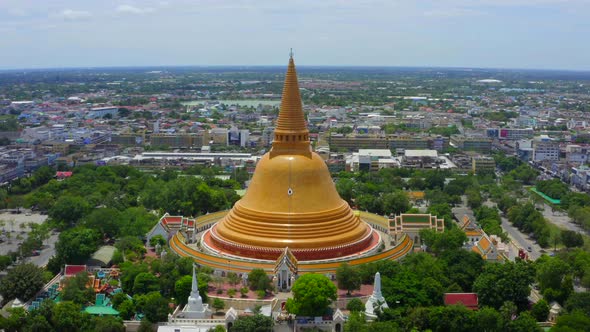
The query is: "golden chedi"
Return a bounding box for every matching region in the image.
[207,54,374,260]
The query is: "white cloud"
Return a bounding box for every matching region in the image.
[58,9,91,21]
[116,5,155,15]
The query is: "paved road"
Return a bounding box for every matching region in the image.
[500,216,542,260]
[26,233,59,267]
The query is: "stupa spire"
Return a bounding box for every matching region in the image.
[191,264,199,297]
[271,51,310,156]
[365,272,389,320]
[180,264,209,318]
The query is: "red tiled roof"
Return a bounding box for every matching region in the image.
[64,264,87,276]
[162,216,182,225]
[56,171,73,178]
[444,293,478,310]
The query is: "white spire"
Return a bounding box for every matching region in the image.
[191,264,200,298]
[180,263,209,318]
[365,271,388,320]
[373,272,382,298]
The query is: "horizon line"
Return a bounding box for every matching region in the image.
[1,64,590,74]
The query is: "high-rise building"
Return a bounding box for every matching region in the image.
[532,135,559,162]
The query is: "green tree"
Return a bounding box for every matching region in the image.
[344,311,369,332]
[0,255,12,271]
[24,314,53,331]
[440,249,485,292]
[116,299,136,320]
[0,263,45,304]
[552,310,590,332]
[531,299,549,322]
[420,228,467,255]
[535,256,573,304]
[561,230,584,248]
[48,195,91,228]
[381,191,410,215]
[133,272,160,295]
[174,275,193,305]
[336,263,361,295]
[473,260,534,310]
[248,268,271,292]
[506,312,542,332]
[92,316,125,332]
[51,301,89,332]
[134,292,170,323]
[61,272,95,305]
[137,319,155,332]
[564,292,590,316]
[285,274,337,316]
[227,272,240,287]
[0,307,28,332]
[119,262,150,292]
[427,305,476,332]
[466,188,483,209]
[54,227,101,265]
[474,307,504,331]
[212,298,225,313]
[346,298,364,312]
[149,235,166,247]
[117,207,159,238]
[82,208,121,238]
[230,314,273,332]
[408,176,426,190]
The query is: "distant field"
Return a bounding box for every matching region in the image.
[182,99,281,107]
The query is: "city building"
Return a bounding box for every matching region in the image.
[110,133,144,146]
[150,133,204,149]
[228,126,250,147]
[389,134,449,152]
[207,128,229,146]
[87,107,119,119]
[533,135,559,162]
[570,166,590,191]
[350,149,396,172]
[450,135,493,153]
[260,126,275,147]
[496,128,535,140]
[472,156,496,174]
[401,149,440,169]
[329,134,388,151]
[565,145,589,164]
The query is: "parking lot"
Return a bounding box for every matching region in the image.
[0,211,48,256]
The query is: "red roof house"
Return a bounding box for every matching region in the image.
[64,264,87,277]
[56,171,73,179]
[444,293,478,310]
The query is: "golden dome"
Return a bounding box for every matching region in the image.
[207,54,373,260]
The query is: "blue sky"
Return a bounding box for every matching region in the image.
[1,0,589,70]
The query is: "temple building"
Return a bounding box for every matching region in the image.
[168,54,427,280]
[206,53,377,262]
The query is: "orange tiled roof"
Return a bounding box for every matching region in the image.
[479,236,491,251]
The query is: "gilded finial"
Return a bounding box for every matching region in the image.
[289,48,293,59]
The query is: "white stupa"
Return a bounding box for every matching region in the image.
[180,264,210,319]
[365,272,388,320]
